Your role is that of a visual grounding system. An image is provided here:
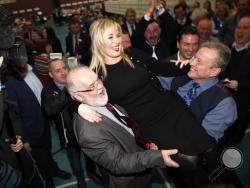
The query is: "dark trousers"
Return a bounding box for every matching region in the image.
[23,122,59,184]
[66,147,84,178]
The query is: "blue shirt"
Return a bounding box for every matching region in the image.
[157,76,238,141]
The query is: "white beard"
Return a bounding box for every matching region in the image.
[86,88,108,107]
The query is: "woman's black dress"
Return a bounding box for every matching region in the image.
[104,58,214,155]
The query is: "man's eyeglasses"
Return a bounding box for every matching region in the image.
[73,78,101,93]
[73,88,95,93]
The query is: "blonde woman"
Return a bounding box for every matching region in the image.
[75,18,215,153]
[70,18,216,186]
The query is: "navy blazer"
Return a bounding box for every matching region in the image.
[6,74,44,145]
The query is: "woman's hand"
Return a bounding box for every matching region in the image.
[78,103,102,123]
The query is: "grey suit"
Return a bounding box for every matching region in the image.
[73,111,166,188]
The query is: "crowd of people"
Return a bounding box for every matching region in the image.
[1,0,250,188]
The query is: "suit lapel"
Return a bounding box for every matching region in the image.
[101,115,135,139]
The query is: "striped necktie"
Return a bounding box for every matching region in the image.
[184,82,200,106]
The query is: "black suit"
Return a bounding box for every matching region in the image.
[121,21,137,37]
[224,47,250,144]
[175,16,192,35]
[73,106,166,188]
[65,32,91,65]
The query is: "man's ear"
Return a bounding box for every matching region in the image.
[210,67,221,77]
[177,40,180,49]
[49,72,53,79]
[73,93,85,103]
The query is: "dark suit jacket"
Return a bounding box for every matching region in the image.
[6,71,44,145]
[0,90,23,169]
[175,16,192,35]
[65,32,91,65]
[121,22,138,37]
[73,111,165,188]
[226,47,250,109]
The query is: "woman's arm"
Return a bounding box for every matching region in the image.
[68,97,102,123]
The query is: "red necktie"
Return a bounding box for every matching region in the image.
[106,103,151,149]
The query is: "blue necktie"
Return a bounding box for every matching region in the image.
[184,82,200,106]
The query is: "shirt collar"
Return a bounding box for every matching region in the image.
[232,41,250,52]
[192,78,219,92]
[177,51,181,60]
[177,17,187,24]
[27,64,32,72]
[54,81,65,90]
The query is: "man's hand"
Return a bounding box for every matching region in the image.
[5,136,23,152]
[149,142,158,150]
[0,56,3,68]
[169,59,190,69]
[10,137,23,153]
[78,103,102,123]
[224,79,238,91]
[161,149,180,168]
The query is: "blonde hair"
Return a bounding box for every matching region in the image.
[89,18,134,78]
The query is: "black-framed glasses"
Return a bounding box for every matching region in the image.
[73,78,101,93]
[73,88,95,93]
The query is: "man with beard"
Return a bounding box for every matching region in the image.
[66,65,180,188]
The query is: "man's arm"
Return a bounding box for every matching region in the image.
[75,117,178,175]
[201,97,237,141]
